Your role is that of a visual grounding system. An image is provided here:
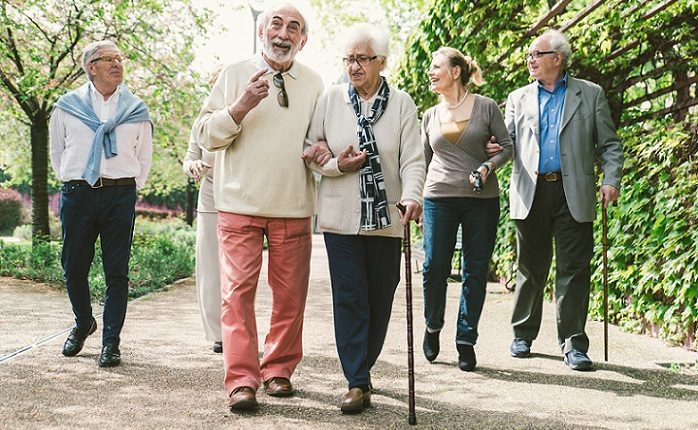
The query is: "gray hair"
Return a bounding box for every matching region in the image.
[541,29,572,68]
[82,40,119,80]
[342,23,390,59]
[258,1,308,35]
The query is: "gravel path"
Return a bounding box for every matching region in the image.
[1,235,697,429]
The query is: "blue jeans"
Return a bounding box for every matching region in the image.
[60,182,136,346]
[422,196,500,345]
[324,233,401,389]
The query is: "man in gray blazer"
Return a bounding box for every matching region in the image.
[503,29,623,371]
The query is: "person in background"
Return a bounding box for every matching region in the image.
[420,47,513,372]
[504,29,623,371]
[50,40,153,368]
[182,67,223,354]
[303,23,425,414]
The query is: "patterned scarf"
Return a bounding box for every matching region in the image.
[348,77,391,231]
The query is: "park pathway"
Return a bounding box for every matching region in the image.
[1,234,697,429]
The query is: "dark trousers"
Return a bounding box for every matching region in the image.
[60,182,136,346]
[511,180,593,353]
[323,233,401,389]
[422,196,500,345]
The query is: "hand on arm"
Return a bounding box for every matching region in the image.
[485,135,503,158]
[301,140,333,166]
[227,69,270,124]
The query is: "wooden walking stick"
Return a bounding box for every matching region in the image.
[602,205,609,362]
[397,203,417,425]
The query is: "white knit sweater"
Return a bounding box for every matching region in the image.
[306,83,426,238]
[195,55,324,217]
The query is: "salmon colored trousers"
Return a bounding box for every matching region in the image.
[217,211,312,395]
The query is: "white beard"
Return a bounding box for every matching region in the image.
[262,36,299,65]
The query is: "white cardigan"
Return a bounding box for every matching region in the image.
[306,83,425,238]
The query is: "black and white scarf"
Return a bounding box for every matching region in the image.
[348,78,391,231]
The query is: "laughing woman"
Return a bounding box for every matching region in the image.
[421,47,513,371]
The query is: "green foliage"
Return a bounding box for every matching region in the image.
[587,114,698,349]
[0,187,22,231]
[396,0,698,348]
[0,0,211,238]
[0,219,195,300]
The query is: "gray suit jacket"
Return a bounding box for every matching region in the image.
[505,76,624,223]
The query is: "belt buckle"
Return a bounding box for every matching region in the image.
[91,177,104,189]
[543,172,558,182]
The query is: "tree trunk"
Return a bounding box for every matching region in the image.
[30,115,50,242]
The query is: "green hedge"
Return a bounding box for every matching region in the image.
[587,116,697,349]
[0,188,23,232]
[0,219,195,301]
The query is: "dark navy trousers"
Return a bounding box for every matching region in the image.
[323,233,401,389]
[60,181,136,346]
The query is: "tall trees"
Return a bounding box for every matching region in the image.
[0,0,208,240]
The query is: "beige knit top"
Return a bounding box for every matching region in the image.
[422,94,513,199]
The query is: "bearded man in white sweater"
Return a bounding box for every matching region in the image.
[194,2,328,412]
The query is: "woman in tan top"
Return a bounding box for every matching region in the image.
[421,47,513,371]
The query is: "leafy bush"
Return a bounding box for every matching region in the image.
[0,219,195,301]
[394,0,698,349]
[0,188,23,232]
[586,116,697,349]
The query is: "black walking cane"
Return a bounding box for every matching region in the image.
[396,203,417,425]
[602,205,609,362]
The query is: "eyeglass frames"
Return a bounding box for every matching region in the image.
[90,54,126,64]
[526,50,557,60]
[342,55,378,66]
[273,73,289,108]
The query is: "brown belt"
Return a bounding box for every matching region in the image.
[66,178,136,188]
[538,172,562,182]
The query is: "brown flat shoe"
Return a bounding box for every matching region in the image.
[228,386,258,412]
[263,377,295,397]
[340,387,371,414]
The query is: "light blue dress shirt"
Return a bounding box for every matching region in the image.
[538,73,567,174]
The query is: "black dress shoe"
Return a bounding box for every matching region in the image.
[510,338,532,358]
[457,344,477,371]
[62,317,97,357]
[564,350,593,371]
[98,343,121,367]
[213,341,223,353]
[423,329,440,362]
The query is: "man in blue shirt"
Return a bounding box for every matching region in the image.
[504,29,623,371]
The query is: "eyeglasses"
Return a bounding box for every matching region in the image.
[273,73,289,108]
[526,50,557,60]
[91,54,126,64]
[342,55,378,66]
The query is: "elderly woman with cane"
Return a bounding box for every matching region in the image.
[303,23,425,414]
[420,47,513,371]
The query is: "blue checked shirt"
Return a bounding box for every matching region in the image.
[538,73,568,174]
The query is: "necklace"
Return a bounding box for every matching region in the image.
[445,90,469,109]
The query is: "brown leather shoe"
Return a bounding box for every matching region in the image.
[228,386,258,412]
[263,377,295,397]
[340,387,371,413]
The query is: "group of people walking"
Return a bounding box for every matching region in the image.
[49,0,623,416]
